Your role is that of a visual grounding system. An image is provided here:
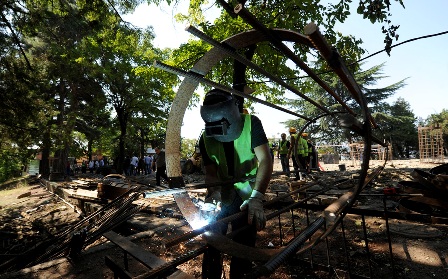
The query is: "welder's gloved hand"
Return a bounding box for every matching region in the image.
[240,189,266,231]
[204,190,222,209]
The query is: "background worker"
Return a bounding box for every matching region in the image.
[130,154,139,175]
[289,128,308,180]
[277,133,290,176]
[152,147,168,186]
[298,132,309,177]
[199,89,273,279]
[144,153,153,175]
[287,127,300,180]
[307,138,317,172]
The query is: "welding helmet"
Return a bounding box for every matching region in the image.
[200,89,243,142]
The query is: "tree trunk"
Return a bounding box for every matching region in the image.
[40,129,51,179]
[116,108,128,175]
[139,127,145,157]
[232,45,256,112]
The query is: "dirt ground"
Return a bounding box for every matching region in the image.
[0,159,447,278]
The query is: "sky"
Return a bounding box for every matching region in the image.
[122,1,448,140]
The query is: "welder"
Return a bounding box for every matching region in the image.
[199,88,273,279]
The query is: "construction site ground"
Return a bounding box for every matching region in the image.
[0,159,447,279]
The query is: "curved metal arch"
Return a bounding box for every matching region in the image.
[166,28,317,181]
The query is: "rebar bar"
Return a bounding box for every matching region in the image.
[248,217,325,278]
[153,60,312,121]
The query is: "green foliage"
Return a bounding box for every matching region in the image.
[0,0,411,179]
[0,149,24,183]
[285,63,407,146]
[373,97,418,158]
[160,0,405,114]
[180,138,197,159]
[0,0,179,177]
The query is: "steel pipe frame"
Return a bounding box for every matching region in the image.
[161,26,373,227]
[233,0,375,255]
[159,32,370,223]
[229,5,375,252]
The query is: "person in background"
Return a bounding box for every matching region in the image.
[287,127,300,180]
[199,88,273,279]
[269,143,277,161]
[307,138,317,173]
[300,133,310,173]
[88,160,94,174]
[144,154,153,175]
[123,156,131,176]
[130,154,139,176]
[65,161,71,177]
[137,156,145,175]
[81,160,87,174]
[277,132,290,177]
[153,147,168,186]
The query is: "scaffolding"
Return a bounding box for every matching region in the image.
[350,142,392,166]
[418,125,445,163]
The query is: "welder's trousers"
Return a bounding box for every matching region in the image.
[202,194,257,279]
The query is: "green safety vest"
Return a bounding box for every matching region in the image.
[202,114,258,204]
[292,134,308,156]
[299,137,308,156]
[307,141,313,155]
[279,140,289,155]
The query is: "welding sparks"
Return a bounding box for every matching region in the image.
[189,201,221,230]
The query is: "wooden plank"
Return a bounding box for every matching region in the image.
[104,231,166,267]
[103,231,193,279]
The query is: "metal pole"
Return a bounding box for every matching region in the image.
[361,214,373,278]
[276,191,284,245]
[382,195,396,278]
[340,219,352,276]
[153,61,313,121]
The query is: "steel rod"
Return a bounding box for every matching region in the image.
[361,214,374,278]
[250,217,325,278]
[153,60,313,121]
[340,219,353,277]
[383,195,396,278]
[304,22,378,129]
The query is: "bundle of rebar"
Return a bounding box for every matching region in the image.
[0,186,144,272]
